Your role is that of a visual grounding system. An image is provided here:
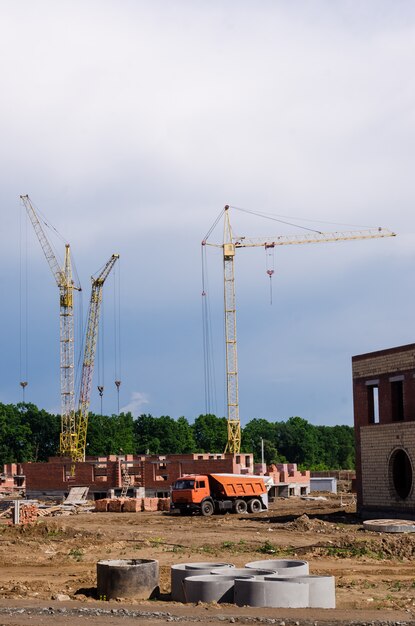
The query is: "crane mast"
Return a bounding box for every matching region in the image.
[223,210,241,453]
[20,195,79,456]
[73,253,119,462]
[205,205,396,454]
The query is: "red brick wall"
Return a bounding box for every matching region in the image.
[22,453,253,495]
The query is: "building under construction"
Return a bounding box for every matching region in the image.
[2,454,310,501]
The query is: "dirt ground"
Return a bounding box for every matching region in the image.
[0,493,415,625]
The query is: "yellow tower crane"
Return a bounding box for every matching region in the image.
[73,253,119,462]
[203,205,396,454]
[20,194,81,457]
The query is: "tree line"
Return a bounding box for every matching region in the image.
[0,403,355,470]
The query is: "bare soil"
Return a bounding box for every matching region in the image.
[0,494,415,625]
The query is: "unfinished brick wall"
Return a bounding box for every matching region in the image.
[352,344,415,518]
[142,453,254,496]
[22,453,254,499]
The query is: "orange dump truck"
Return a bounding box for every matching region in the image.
[170,473,268,516]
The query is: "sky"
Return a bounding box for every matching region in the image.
[0,1,414,428]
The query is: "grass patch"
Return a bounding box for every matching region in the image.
[68,548,84,562]
[257,541,295,556]
[321,543,385,559]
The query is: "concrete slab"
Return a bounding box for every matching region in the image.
[363,519,415,533]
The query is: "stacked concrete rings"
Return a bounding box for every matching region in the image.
[184,574,254,604]
[235,577,309,608]
[245,559,309,576]
[264,575,336,608]
[171,562,234,602]
[170,559,335,608]
[211,567,275,578]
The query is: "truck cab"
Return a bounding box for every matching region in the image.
[170,475,210,514]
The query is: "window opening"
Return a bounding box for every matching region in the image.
[391,380,404,421]
[367,385,379,424]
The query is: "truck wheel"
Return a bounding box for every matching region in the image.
[248,498,262,514]
[201,500,214,516]
[234,499,248,514]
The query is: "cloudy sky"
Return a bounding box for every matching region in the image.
[1,1,414,428]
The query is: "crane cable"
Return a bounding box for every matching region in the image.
[201,243,217,416]
[19,207,29,404]
[97,287,105,415]
[113,260,121,415]
[229,205,376,232]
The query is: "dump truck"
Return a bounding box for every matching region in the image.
[170,473,268,516]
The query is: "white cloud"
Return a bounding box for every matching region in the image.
[1,1,414,426]
[121,391,150,416]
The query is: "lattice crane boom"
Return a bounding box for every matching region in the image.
[20,194,79,456]
[204,205,396,454]
[73,253,119,462]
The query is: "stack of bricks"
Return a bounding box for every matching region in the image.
[15,503,38,525]
[94,498,111,512]
[123,498,143,512]
[94,497,171,513]
[157,498,170,511]
[107,498,126,513]
[141,497,159,512]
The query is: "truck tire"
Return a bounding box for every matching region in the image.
[248,498,262,514]
[234,499,248,514]
[201,500,214,516]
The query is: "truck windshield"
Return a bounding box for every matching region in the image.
[174,479,195,490]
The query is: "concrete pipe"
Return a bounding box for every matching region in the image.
[97,559,159,601]
[235,577,309,608]
[245,559,309,576]
[170,562,234,602]
[211,567,276,579]
[184,574,254,604]
[264,575,336,608]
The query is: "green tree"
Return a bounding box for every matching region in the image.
[19,403,60,461]
[332,425,355,469]
[175,416,196,453]
[0,403,32,465]
[134,414,162,454]
[87,412,135,455]
[242,418,286,464]
[192,414,227,452]
[277,416,320,467]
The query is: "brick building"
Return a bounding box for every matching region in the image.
[352,343,415,519]
[21,453,255,499]
[15,452,310,500]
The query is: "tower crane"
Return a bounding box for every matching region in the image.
[203,205,396,454]
[20,195,81,457]
[73,253,119,463]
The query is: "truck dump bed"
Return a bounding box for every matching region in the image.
[209,474,266,498]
